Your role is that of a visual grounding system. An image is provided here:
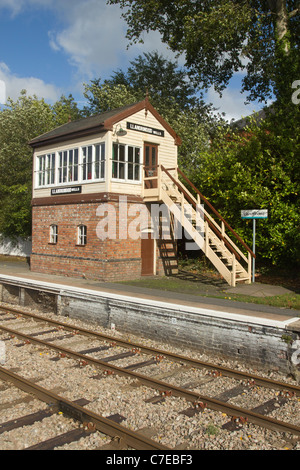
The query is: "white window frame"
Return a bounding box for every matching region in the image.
[49,224,58,244]
[58,148,79,184]
[36,153,56,187]
[81,143,105,182]
[35,143,105,189]
[112,143,141,183]
[77,225,87,246]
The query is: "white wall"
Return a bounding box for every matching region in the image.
[0,235,32,257]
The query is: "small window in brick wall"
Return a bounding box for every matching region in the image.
[49,225,58,244]
[77,225,87,245]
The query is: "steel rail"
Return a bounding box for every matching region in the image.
[0,365,170,450]
[1,305,300,397]
[1,323,300,438]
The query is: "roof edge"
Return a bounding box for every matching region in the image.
[104,98,182,145]
[29,98,182,148]
[29,125,108,149]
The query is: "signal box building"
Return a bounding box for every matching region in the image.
[30,98,182,282]
[30,98,254,286]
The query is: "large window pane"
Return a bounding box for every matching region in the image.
[36,143,105,188]
[37,153,55,186]
[128,162,133,180]
[50,153,55,184]
[68,149,73,181]
[95,143,105,179]
[112,143,141,182]
[112,143,125,179]
[63,151,68,182]
[128,146,140,181]
[58,149,79,183]
[74,149,78,181]
[82,146,93,180]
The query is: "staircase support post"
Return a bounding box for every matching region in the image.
[158,165,162,201]
[247,252,252,284]
[205,221,209,256]
[231,254,236,287]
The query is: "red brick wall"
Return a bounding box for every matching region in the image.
[31,194,177,281]
[31,197,143,281]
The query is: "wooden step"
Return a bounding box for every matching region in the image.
[159,182,252,287]
[235,276,250,282]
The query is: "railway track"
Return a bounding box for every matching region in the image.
[0,366,169,450]
[0,304,300,450]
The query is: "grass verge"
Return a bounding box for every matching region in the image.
[119,277,300,312]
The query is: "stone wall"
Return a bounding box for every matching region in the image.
[59,291,297,375]
[1,280,298,377]
[0,281,300,378]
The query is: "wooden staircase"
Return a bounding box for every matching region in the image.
[143,165,254,287]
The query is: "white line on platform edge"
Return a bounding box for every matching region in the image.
[0,274,298,329]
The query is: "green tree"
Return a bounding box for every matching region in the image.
[108,51,201,110]
[52,94,83,126]
[0,91,54,238]
[0,91,82,239]
[83,52,221,171]
[83,80,140,116]
[194,103,300,268]
[83,51,206,114]
[109,0,299,103]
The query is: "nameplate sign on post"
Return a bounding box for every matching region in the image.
[241,209,268,219]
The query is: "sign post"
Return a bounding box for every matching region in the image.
[241,210,268,283]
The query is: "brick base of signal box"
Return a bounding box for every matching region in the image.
[30,193,170,282]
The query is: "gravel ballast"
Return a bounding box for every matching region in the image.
[0,303,299,450]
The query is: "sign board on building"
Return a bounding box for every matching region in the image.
[51,186,82,195]
[241,209,268,219]
[127,122,164,137]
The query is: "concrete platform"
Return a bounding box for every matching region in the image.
[227,282,296,298]
[0,259,299,328]
[0,259,299,376]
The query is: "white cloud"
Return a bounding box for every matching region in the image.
[133,29,185,66]
[0,0,261,119]
[0,62,61,103]
[0,79,6,104]
[49,0,182,80]
[0,0,25,16]
[0,0,187,96]
[207,85,262,123]
[49,0,130,79]
[0,0,54,16]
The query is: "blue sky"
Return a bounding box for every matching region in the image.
[0,0,262,121]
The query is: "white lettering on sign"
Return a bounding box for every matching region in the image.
[127,122,164,137]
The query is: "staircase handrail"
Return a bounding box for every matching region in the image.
[160,166,242,261]
[161,170,250,263]
[161,165,255,259]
